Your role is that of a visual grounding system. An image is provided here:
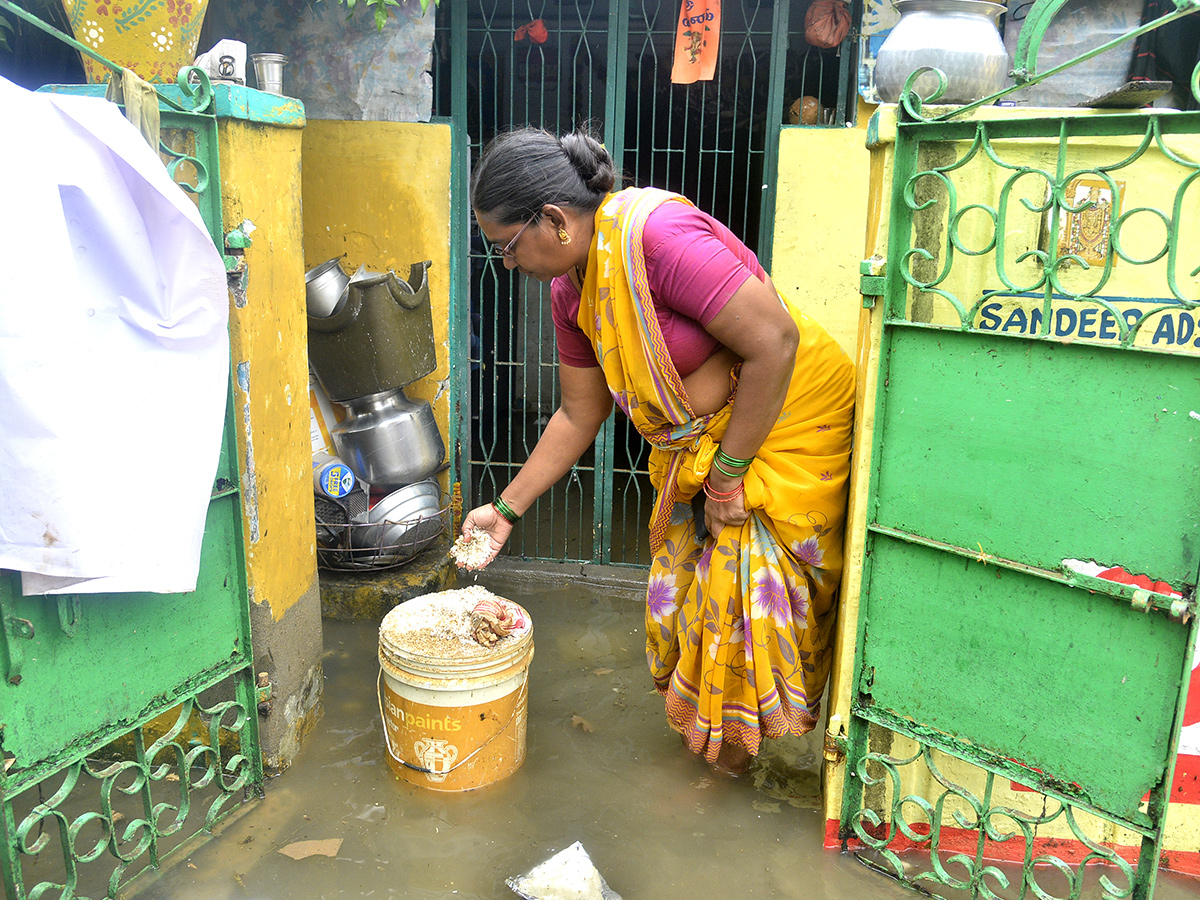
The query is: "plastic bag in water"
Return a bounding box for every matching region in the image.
[506,842,622,900]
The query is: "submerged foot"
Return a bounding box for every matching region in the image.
[710,742,753,778]
[678,732,754,778]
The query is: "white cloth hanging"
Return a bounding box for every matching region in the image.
[0,76,230,595]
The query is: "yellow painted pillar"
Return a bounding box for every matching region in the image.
[769,111,876,842]
[216,89,324,771]
[771,117,874,355]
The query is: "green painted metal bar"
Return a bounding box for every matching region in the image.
[1014,0,1200,86]
[446,0,469,530]
[167,110,223,245]
[900,108,1200,142]
[591,0,632,566]
[832,0,857,127]
[446,107,471,535]
[754,0,791,271]
[603,0,629,177]
[0,791,18,900]
[866,523,1197,620]
[1138,605,1200,900]
[879,115,921,332]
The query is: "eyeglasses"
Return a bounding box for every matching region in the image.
[493,212,540,259]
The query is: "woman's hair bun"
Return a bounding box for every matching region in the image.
[470,126,616,219]
[560,132,616,195]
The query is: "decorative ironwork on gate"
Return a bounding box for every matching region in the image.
[4,698,259,900]
[851,743,1141,900]
[881,112,1199,348]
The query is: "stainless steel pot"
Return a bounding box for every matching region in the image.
[307,262,436,402]
[305,258,350,318]
[874,0,1008,105]
[349,479,444,564]
[331,387,445,488]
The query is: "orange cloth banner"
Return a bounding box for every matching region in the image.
[670,0,721,84]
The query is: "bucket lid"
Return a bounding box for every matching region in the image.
[379,587,532,673]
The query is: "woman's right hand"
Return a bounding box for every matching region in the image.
[458,503,514,570]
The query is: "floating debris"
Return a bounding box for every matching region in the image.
[506,841,622,900]
[278,838,343,860]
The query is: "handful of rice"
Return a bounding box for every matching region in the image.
[450,527,494,570]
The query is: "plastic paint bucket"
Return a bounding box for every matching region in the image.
[378,587,533,791]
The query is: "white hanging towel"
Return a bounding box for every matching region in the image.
[0,76,230,595]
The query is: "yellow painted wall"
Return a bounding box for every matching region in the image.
[821,104,893,838]
[771,121,873,355]
[219,119,317,622]
[770,107,883,840]
[770,109,881,847]
[300,121,453,476]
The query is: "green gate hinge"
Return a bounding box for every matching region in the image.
[224,225,252,273]
[256,672,273,716]
[1130,588,1195,623]
[859,256,886,309]
[1,593,34,685]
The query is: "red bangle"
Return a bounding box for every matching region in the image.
[703,479,744,503]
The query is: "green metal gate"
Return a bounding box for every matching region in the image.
[437,0,857,565]
[838,4,1200,898]
[0,19,262,898]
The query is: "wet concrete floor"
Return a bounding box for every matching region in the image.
[123,565,1200,900]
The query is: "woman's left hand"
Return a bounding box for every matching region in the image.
[704,483,750,537]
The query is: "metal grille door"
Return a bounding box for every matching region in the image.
[438,0,851,564]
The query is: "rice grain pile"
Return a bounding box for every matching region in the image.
[379,586,528,659]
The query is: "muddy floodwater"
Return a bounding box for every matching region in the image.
[122,565,1199,900]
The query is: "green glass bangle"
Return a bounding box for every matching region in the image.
[712,457,747,479]
[715,447,754,469]
[492,497,520,525]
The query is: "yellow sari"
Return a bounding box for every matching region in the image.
[577,188,855,762]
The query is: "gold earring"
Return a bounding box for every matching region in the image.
[558,228,572,245]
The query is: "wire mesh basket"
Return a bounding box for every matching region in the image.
[314,486,448,572]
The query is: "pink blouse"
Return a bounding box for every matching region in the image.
[550,201,763,376]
